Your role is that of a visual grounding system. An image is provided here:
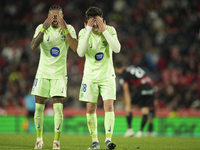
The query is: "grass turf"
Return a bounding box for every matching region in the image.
[0,134,199,150]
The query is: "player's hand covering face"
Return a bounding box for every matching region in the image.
[86,18,95,27]
[96,16,106,33]
[49,10,63,28]
[86,17,106,34]
[43,15,54,30]
[57,15,68,31]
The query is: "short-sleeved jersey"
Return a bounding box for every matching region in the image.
[34,24,77,79]
[119,65,153,88]
[78,25,118,82]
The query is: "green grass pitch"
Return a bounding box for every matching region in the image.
[0,134,200,150]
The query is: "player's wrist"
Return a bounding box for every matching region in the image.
[86,25,92,34]
[102,30,108,34]
[40,28,46,33]
[64,29,69,35]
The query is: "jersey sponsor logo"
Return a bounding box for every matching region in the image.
[50,47,60,57]
[47,36,50,41]
[95,52,104,61]
[61,36,65,42]
[102,41,108,46]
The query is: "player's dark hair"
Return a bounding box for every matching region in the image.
[86,6,103,19]
[49,5,62,13]
[114,61,123,68]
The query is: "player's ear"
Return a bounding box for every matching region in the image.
[59,12,63,18]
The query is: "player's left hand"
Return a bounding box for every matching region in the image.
[57,15,68,31]
[96,16,106,32]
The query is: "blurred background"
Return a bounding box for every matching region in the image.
[0,0,200,136]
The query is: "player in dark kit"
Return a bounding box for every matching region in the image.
[114,62,155,137]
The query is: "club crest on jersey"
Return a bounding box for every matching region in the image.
[95,52,104,61]
[61,36,65,42]
[102,41,108,46]
[50,47,60,57]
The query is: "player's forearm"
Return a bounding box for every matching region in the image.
[31,32,44,51]
[65,34,78,52]
[124,90,132,113]
[77,33,90,57]
[123,83,132,113]
[102,30,121,53]
[124,90,131,105]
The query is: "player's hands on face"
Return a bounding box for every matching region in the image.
[96,16,106,32]
[57,15,67,31]
[43,15,54,30]
[87,18,95,27]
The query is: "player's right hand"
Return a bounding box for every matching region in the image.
[43,15,54,30]
[87,18,95,27]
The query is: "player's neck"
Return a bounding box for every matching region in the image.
[92,30,101,35]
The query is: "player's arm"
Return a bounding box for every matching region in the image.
[96,17,121,53]
[31,15,54,51]
[77,18,95,57]
[57,16,78,52]
[122,82,132,114]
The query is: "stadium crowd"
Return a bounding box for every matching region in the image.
[0,0,200,111]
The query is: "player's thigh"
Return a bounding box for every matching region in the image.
[99,78,116,101]
[79,79,99,103]
[31,77,50,98]
[50,79,67,98]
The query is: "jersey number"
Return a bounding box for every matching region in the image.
[126,66,145,78]
[81,84,87,92]
[33,78,38,87]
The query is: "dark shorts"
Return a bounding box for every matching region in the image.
[27,111,35,118]
[131,84,154,108]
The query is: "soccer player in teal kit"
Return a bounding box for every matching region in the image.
[77,6,121,150]
[30,5,77,149]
